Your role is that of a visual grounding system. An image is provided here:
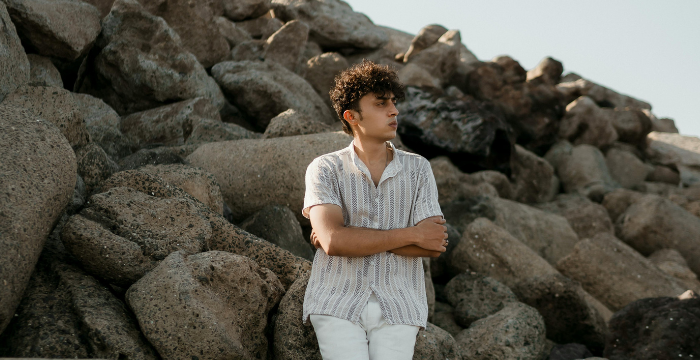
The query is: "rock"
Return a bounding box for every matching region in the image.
[556,77,651,110]
[0,104,77,334]
[2,85,91,148]
[402,30,461,88]
[240,204,314,261]
[431,302,463,337]
[429,156,500,206]
[556,233,686,311]
[545,141,619,201]
[424,257,436,321]
[136,164,225,215]
[444,272,518,328]
[231,38,267,61]
[186,130,353,224]
[221,0,270,21]
[5,0,101,61]
[559,96,618,148]
[215,16,253,48]
[61,186,211,286]
[273,271,321,360]
[402,24,447,62]
[604,297,700,359]
[378,25,413,57]
[513,273,608,353]
[80,0,115,18]
[271,0,388,49]
[470,170,514,199]
[235,16,283,39]
[648,249,700,293]
[304,52,350,109]
[27,54,63,87]
[511,144,557,204]
[615,194,700,275]
[535,194,614,240]
[0,1,29,103]
[397,63,441,88]
[605,147,653,189]
[264,20,309,72]
[442,195,579,265]
[601,188,645,223]
[610,107,652,146]
[648,114,679,134]
[139,0,230,68]
[547,343,593,360]
[412,322,461,360]
[396,86,514,173]
[646,164,680,185]
[455,302,547,360]
[117,148,186,170]
[76,0,225,115]
[526,56,563,85]
[428,223,462,281]
[75,142,120,193]
[186,117,261,145]
[645,131,700,186]
[263,109,334,138]
[74,93,137,160]
[126,250,285,360]
[212,60,335,131]
[120,97,221,147]
[0,242,158,358]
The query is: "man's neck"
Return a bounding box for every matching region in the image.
[353,136,391,167]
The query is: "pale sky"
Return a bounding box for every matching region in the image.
[346,0,700,137]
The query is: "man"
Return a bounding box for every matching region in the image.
[301,60,449,360]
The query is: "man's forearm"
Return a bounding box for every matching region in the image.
[389,245,441,258]
[324,226,417,257]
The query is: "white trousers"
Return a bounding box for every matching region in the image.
[309,292,420,360]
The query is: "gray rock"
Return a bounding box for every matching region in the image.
[424,257,436,322]
[545,141,619,201]
[648,249,700,293]
[644,108,679,133]
[76,0,225,115]
[304,52,350,109]
[556,233,686,311]
[212,60,335,131]
[0,1,29,103]
[27,54,63,87]
[271,0,388,49]
[221,0,270,21]
[646,164,681,185]
[402,24,447,62]
[557,77,652,110]
[264,20,309,72]
[605,147,653,189]
[455,302,547,360]
[186,117,261,145]
[80,0,115,18]
[240,204,315,261]
[535,194,614,240]
[215,16,253,48]
[126,250,285,360]
[75,142,120,193]
[235,15,283,39]
[231,38,267,61]
[401,30,461,88]
[263,109,335,139]
[559,96,618,148]
[139,0,230,68]
[73,93,137,160]
[273,271,321,360]
[5,0,101,61]
[0,104,77,335]
[511,144,557,204]
[610,107,652,146]
[470,170,514,199]
[430,156,499,206]
[117,148,186,171]
[526,56,563,85]
[412,322,461,360]
[548,343,593,360]
[601,188,645,223]
[444,272,518,328]
[431,302,463,337]
[645,131,700,186]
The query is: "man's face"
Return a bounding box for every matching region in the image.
[347,92,399,141]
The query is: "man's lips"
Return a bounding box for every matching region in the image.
[389,121,398,128]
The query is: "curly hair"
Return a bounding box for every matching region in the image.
[329,60,405,136]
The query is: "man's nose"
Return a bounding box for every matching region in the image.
[389,102,399,117]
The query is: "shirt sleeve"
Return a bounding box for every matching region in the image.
[412,158,444,225]
[302,157,342,219]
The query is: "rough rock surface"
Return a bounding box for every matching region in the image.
[222,0,270,21]
[240,204,315,261]
[545,141,619,201]
[76,0,225,115]
[604,297,700,360]
[402,24,447,62]
[75,142,120,193]
[5,0,101,61]
[273,271,321,360]
[412,322,461,360]
[303,52,350,109]
[556,233,686,311]
[187,131,353,224]
[264,20,309,72]
[444,272,518,328]
[455,302,547,360]
[557,77,651,110]
[648,249,700,293]
[117,148,186,171]
[645,131,700,186]
[216,16,253,48]
[510,144,557,204]
[535,194,614,240]
[610,107,652,146]
[0,104,77,334]
[263,109,335,139]
[212,60,335,131]
[401,30,461,88]
[126,251,285,360]
[72,92,137,160]
[27,54,63,87]
[235,16,283,39]
[559,96,618,148]
[526,56,563,85]
[0,1,29,103]
[601,188,645,223]
[605,147,653,189]
[429,156,500,206]
[271,0,388,49]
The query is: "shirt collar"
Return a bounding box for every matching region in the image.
[348,139,403,186]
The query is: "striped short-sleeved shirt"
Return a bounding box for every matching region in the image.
[301,139,443,329]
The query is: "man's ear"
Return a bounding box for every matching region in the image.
[343,110,356,124]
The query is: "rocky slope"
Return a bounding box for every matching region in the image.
[1,0,698,358]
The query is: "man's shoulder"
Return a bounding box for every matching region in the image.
[307,147,351,170]
[394,147,429,169]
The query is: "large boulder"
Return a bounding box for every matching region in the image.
[139,0,230,68]
[0,1,29,103]
[444,272,518,328]
[545,141,619,201]
[240,204,315,261]
[455,302,547,360]
[4,0,101,61]
[27,54,63,87]
[187,131,352,224]
[535,194,614,240]
[76,0,225,115]
[273,271,321,360]
[558,96,618,148]
[645,131,700,186]
[412,323,461,360]
[610,107,653,146]
[526,56,563,85]
[648,249,700,293]
[212,60,335,131]
[303,52,350,109]
[263,109,335,139]
[271,0,388,49]
[614,194,700,275]
[429,156,500,206]
[235,16,283,39]
[396,86,514,173]
[400,29,461,88]
[442,195,579,265]
[75,142,120,193]
[510,144,557,204]
[556,233,687,311]
[61,186,211,286]
[126,250,285,360]
[0,104,77,334]
[264,20,309,72]
[221,0,270,21]
[601,188,645,223]
[557,76,652,110]
[402,24,447,62]
[604,296,700,360]
[605,147,653,189]
[73,92,137,160]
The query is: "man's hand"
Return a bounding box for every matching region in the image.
[310,228,321,249]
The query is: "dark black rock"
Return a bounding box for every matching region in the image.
[548,343,593,360]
